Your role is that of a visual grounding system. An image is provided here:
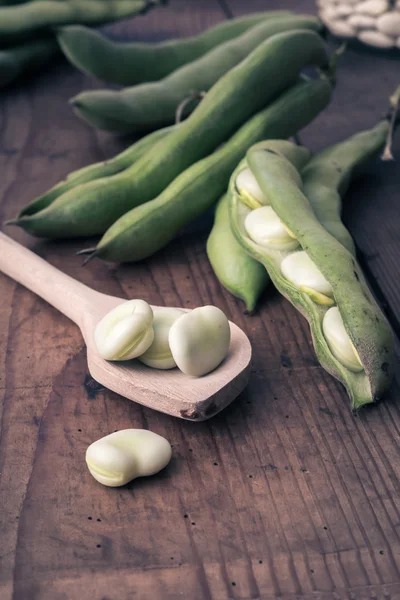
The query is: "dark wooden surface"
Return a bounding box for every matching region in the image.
[1,1,400,599]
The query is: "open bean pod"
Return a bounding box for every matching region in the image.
[229,133,394,409]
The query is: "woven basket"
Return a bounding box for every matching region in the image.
[318,0,400,48]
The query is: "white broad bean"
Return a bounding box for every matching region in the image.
[139,307,185,369]
[377,11,400,36]
[86,429,172,487]
[235,167,268,208]
[320,5,341,19]
[244,206,299,252]
[321,16,356,35]
[280,251,334,298]
[354,0,389,15]
[323,307,364,372]
[335,3,354,16]
[169,306,230,377]
[358,29,396,46]
[94,299,154,361]
[348,13,376,28]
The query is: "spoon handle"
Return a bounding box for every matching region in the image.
[0,233,98,325]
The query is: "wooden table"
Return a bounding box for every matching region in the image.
[1,1,400,598]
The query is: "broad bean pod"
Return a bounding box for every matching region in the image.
[70,15,322,133]
[57,11,293,85]
[78,76,332,263]
[301,122,392,256]
[10,29,330,238]
[229,135,394,409]
[16,125,176,219]
[0,36,58,88]
[207,193,270,313]
[0,0,162,41]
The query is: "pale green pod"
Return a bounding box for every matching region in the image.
[206,193,270,312]
[300,120,391,256]
[229,136,395,409]
[86,429,172,487]
[138,307,185,370]
[94,299,153,361]
[169,306,231,377]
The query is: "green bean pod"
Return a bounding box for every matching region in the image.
[207,193,270,313]
[9,29,330,238]
[70,15,322,133]
[0,0,162,41]
[0,36,58,88]
[78,76,332,263]
[57,11,294,85]
[300,123,392,256]
[229,134,394,409]
[17,125,175,219]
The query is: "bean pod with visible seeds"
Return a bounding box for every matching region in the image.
[57,11,294,85]
[70,15,323,133]
[9,29,330,239]
[229,132,394,409]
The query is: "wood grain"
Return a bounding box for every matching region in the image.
[1,1,400,599]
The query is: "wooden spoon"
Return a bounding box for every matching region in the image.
[0,233,252,421]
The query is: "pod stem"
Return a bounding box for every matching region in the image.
[4,219,20,227]
[318,42,346,88]
[76,247,98,266]
[175,90,206,124]
[382,85,400,161]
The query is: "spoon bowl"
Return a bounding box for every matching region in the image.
[0,233,252,420]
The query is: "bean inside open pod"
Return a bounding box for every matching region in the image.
[229,137,394,409]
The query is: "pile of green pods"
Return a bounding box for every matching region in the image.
[69,14,322,133]
[9,30,331,238]
[0,0,163,88]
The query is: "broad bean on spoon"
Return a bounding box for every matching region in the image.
[0,233,252,421]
